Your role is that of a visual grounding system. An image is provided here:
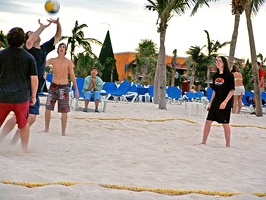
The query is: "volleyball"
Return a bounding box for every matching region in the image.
[44,0,60,14]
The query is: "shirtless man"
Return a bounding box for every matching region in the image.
[43,43,79,136]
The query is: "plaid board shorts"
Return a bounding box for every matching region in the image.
[45,83,70,113]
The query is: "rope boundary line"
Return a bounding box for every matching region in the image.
[0,180,265,197]
[73,117,266,129]
[74,117,198,124]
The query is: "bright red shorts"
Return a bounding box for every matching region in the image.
[0,101,30,129]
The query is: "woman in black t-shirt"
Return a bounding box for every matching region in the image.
[200,56,235,147]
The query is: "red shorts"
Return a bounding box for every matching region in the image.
[0,101,30,129]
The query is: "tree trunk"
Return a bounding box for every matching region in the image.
[189,68,195,89]
[228,11,241,69]
[111,71,113,82]
[244,2,263,116]
[153,63,160,104]
[157,29,167,109]
[171,50,177,86]
[207,66,210,88]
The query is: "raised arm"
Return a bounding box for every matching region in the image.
[48,18,62,45]
[26,19,51,49]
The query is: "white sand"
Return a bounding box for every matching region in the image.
[0,97,265,200]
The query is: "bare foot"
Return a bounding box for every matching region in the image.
[41,130,49,133]
[194,142,206,146]
[22,146,29,153]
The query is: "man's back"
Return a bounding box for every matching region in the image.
[0,47,37,103]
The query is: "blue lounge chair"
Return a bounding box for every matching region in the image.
[205,87,213,101]
[183,92,199,101]
[242,91,254,107]
[100,82,117,100]
[107,81,136,102]
[195,91,204,99]
[147,85,154,103]
[46,73,53,83]
[166,86,182,104]
[126,84,139,102]
[261,92,266,113]
[137,86,149,102]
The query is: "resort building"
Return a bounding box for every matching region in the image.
[114,51,187,82]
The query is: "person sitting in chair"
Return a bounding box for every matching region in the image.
[82,67,103,113]
[246,96,266,114]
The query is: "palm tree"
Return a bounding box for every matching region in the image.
[127,39,158,85]
[204,30,230,87]
[185,45,215,89]
[170,49,178,86]
[243,0,264,116]
[60,20,102,65]
[228,0,244,68]
[145,0,211,109]
[186,46,204,88]
[0,30,8,48]
[242,59,253,91]
[257,53,266,65]
[75,53,102,78]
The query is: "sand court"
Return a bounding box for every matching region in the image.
[0,97,265,199]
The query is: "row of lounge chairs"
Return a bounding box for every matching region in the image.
[42,74,266,113]
[68,78,213,111]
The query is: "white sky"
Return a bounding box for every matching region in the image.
[0,0,265,60]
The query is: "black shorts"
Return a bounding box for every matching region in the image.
[207,106,232,124]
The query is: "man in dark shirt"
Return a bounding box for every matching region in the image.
[0,27,38,152]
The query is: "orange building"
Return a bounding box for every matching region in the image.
[114,51,187,82]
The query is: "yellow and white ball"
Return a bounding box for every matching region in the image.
[44,0,60,14]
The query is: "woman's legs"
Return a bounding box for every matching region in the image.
[232,95,238,113]
[237,95,243,113]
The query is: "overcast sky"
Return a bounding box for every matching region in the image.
[0,0,265,60]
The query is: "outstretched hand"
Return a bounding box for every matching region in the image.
[48,18,59,24]
[38,19,52,29]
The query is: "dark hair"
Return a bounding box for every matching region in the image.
[216,56,230,73]
[7,27,25,47]
[25,31,31,41]
[58,42,67,47]
[231,65,237,72]
[91,67,98,71]
[0,35,3,42]
[57,43,67,55]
